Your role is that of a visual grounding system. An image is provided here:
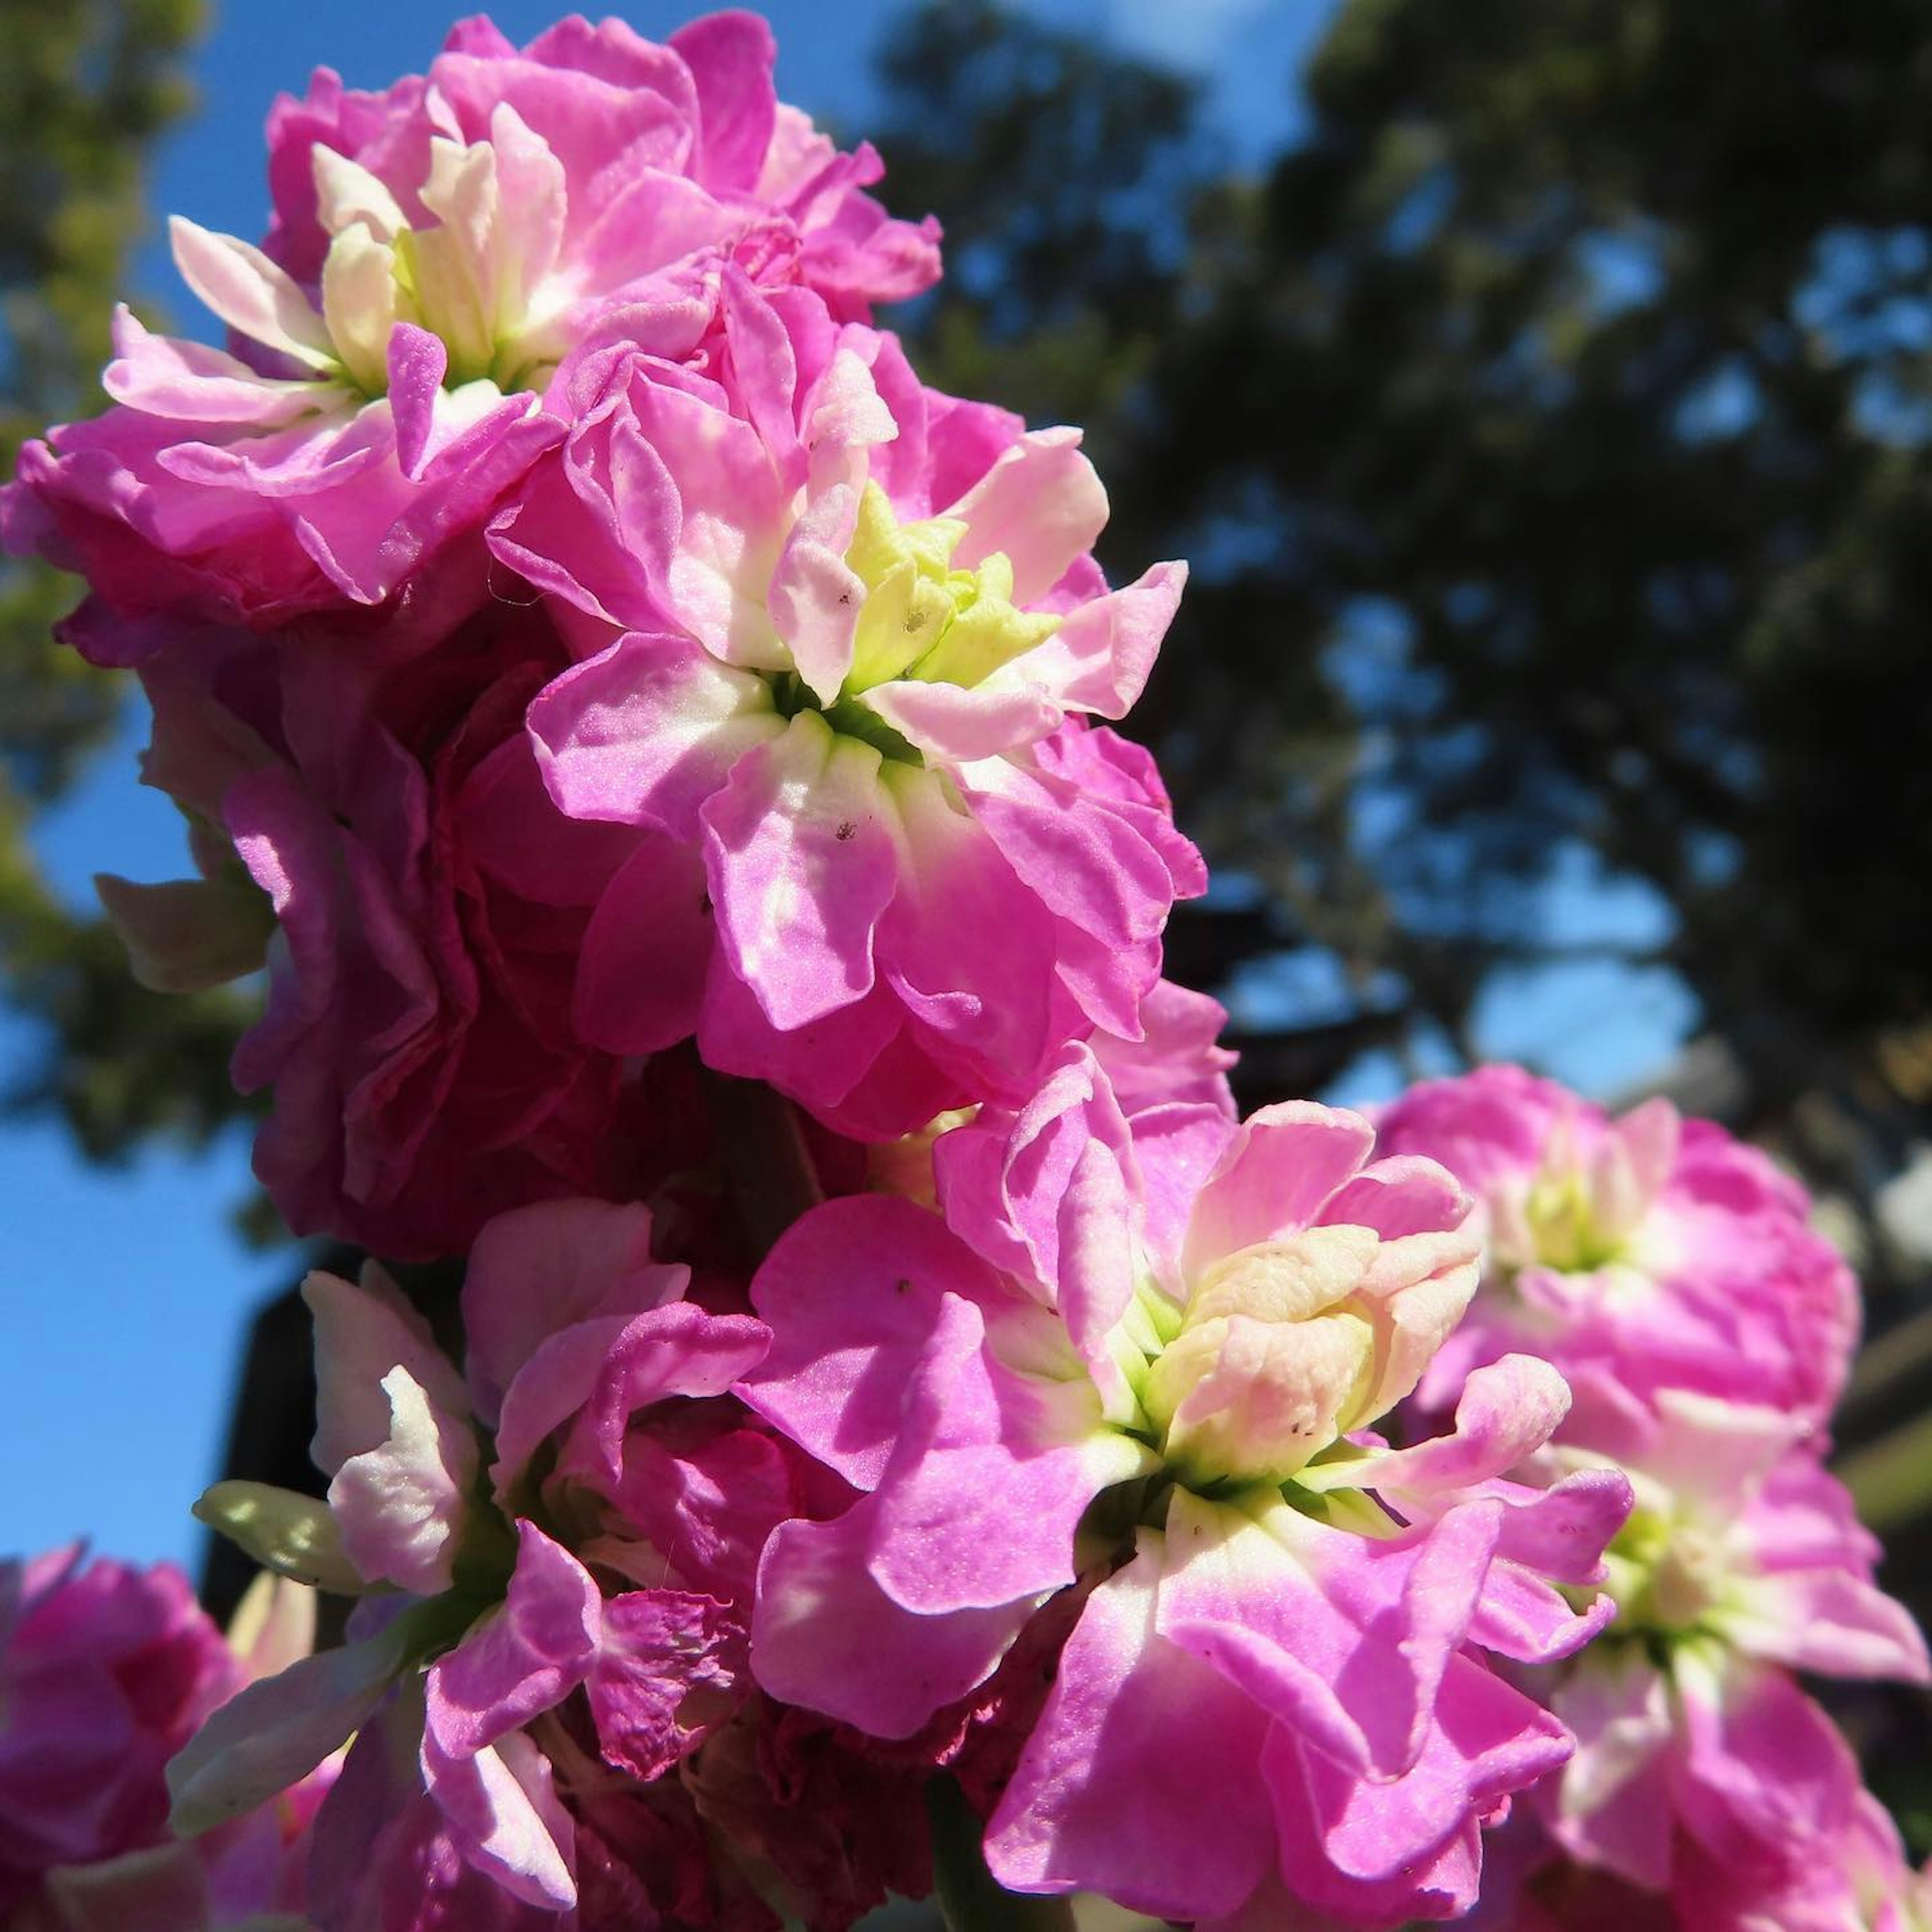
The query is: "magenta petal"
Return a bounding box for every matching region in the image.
[423,1524,600,1762]
[461,1198,679,1426]
[529,629,782,838]
[874,763,1062,1092]
[750,1508,1027,1739]
[565,1301,770,1485]
[587,1589,742,1781]
[701,711,900,1029]
[668,11,779,190]
[744,1194,1010,1491]
[387,324,448,479]
[859,1296,1134,1617]
[985,1549,1274,1920]
[1181,1102,1379,1278]
[574,831,713,1054]
[602,1424,797,1606]
[490,1316,639,1495]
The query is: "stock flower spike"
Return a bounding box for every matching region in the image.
[743,1056,1632,1925]
[5,8,1928,1929]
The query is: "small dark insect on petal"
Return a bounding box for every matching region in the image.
[835,821,856,841]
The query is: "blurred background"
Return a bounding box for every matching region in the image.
[3,0,1930,1851]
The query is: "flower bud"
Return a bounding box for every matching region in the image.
[1143,1223,1474,1485]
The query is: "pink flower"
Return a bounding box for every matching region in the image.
[1,1558,322,1931]
[115,606,657,1259]
[1516,1376,1929,1911]
[0,1549,239,1913]
[741,1066,1630,1925]
[1373,1065,1859,1428]
[1,11,939,656]
[173,1199,800,1923]
[511,268,1201,1137]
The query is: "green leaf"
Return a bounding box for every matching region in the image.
[193,1479,363,1594]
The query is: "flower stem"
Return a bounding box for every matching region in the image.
[926,1777,1077,1932]
[700,1069,826,1266]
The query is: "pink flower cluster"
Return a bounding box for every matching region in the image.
[1377,1068,1931,1927]
[4,12,1924,1930]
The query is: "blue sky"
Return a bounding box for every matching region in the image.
[1,0,1688,1575]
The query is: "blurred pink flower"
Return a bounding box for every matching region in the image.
[1374,1064,1859,1428]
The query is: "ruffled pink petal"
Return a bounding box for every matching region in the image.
[562,1301,770,1486]
[942,426,1107,606]
[765,480,862,705]
[1156,1491,1499,1781]
[1009,560,1183,719]
[303,1264,472,1477]
[1543,1652,1679,1890]
[421,1729,576,1911]
[423,1523,600,1762]
[1181,1102,1380,1279]
[750,1507,1027,1739]
[855,1297,1142,1618]
[1674,1658,1861,1883]
[744,1193,1011,1490]
[1264,1652,1570,1919]
[573,830,714,1054]
[102,307,322,427]
[529,628,782,838]
[669,11,779,191]
[985,1547,1275,1920]
[932,1040,1139,1303]
[856,677,1060,764]
[700,711,900,1030]
[1728,1566,1932,1682]
[1320,1152,1472,1240]
[461,1198,676,1426]
[873,762,1065,1094]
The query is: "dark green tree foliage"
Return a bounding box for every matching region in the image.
[0,0,244,1157]
[1158,1,1932,1115]
[878,0,1932,1204]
